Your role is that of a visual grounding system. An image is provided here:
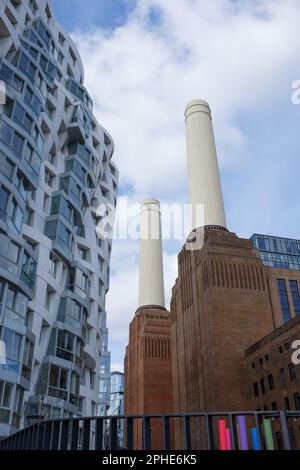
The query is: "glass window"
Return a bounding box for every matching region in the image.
[2,328,13,356]
[284,396,290,410]
[279,368,286,385]
[21,252,37,290]
[12,131,24,154]
[2,157,14,180]
[8,241,20,264]
[49,365,59,387]
[289,280,300,316]
[267,374,274,391]
[11,333,22,360]
[253,381,259,397]
[14,385,24,414]
[294,393,300,411]
[49,254,57,277]
[260,378,265,394]
[288,363,297,382]
[0,381,12,408]
[59,368,67,390]
[9,200,23,233]
[0,186,9,217]
[277,279,291,323]
[0,121,13,146]
[2,382,12,408]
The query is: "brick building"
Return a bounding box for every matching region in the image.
[124,200,173,449]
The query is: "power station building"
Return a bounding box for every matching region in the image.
[125,99,300,449]
[170,100,300,448]
[0,0,118,438]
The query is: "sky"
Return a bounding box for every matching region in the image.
[51,0,300,372]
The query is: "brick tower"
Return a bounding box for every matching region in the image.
[124,200,173,449]
[170,101,276,448]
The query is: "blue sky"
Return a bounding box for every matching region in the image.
[50,0,300,371]
[52,0,135,31]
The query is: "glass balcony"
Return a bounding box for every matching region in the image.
[45,220,74,259]
[59,175,83,212]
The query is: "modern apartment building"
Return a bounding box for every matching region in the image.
[107,371,124,448]
[0,0,118,437]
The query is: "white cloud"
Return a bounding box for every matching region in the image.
[111,362,124,373]
[71,0,300,364]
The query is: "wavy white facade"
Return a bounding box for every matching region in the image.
[0,0,118,437]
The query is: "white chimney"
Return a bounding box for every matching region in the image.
[185,99,227,230]
[138,199,165,308]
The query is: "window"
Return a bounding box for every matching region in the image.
[0,63,23,92]
[99,378,110,393]
[58,33,65,46]
[45,286,53,309]
[24,206,33,226]
[39,55,56,81]
[70,372,80,405]
[0,151,14,181]
[277,279,291,323]
[18,52,37,81]
[279,368,286,385]
[8,241,20,264]
[21,338,34,380]
[48,365,68,400]
[58,223,71,246]
[0,381,12,408]
[0,186,9,220]
[89,370,95,390]
[25,144,41,175]
[267,374,274,391]
[24,86,42,115]
[13,103,33,133]
[289,280,300,316]
[284,396,290,410]
[8,199,23,233]
[57,330,74,362]
[1,328,22,373]
[293,393,300,411]
[99,280,104,297]
[288,363,297,382]
[253,382,259,397]
[271,401,277,410]
[98,255,104,272]
[278,346,283,354]
[49,254,58,277]
[33,125,44,151]
[6,287,27,320]
[21,252,37,290]
[43,194,50,213]
[260,378,265,394]
[45,168,54,187]
[100,356,110,374]
[0,380,13,423]
[78,246,89,261]
[0,120,24,155]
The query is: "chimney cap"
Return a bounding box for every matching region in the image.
[141,198,160,206]
[185,99,211,119]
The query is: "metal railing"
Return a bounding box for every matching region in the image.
[0,410,299,451]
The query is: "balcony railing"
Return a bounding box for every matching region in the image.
[0,410,299,451]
